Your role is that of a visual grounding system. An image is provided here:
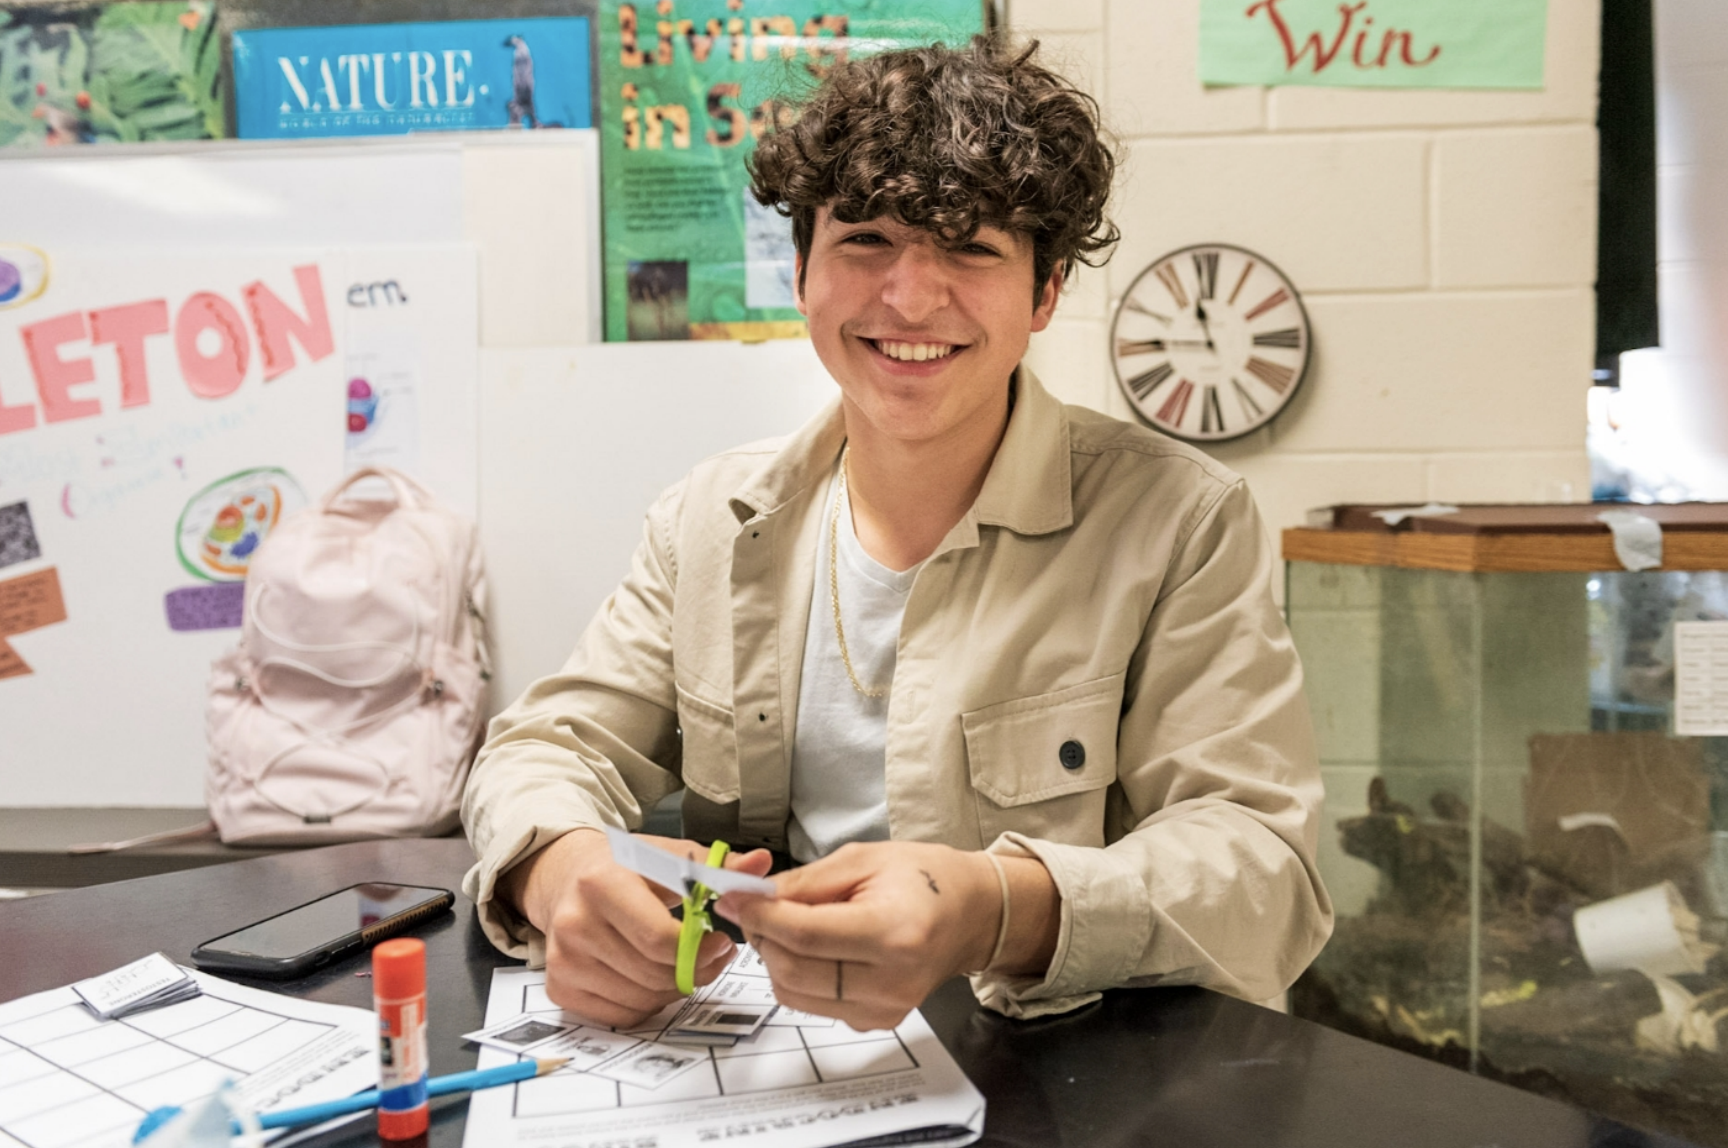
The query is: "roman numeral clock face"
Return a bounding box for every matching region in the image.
[1111,244,1311,443]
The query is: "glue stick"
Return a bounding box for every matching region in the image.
[373,938,429,1139]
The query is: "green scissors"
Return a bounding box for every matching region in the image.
[675,840,731,996]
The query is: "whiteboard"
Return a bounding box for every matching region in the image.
[0,245,478,805]
[479,342,835,709]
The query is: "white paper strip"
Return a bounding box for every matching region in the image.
[603,826,777,899]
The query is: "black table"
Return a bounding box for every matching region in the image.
[0,839,1696,1147]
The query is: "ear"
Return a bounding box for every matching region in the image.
[1030,267,1064,333]
[793,250,809,317]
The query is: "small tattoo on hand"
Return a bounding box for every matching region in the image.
[920,869,939,895]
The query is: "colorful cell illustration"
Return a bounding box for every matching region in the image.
[174,467,306,582]
[347,378,378,436]
[0,244,49,309]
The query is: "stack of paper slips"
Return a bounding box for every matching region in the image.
[661,999,776,1046]
[71,952,202,1020]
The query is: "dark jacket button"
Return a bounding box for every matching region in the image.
[1059,740,1085,770]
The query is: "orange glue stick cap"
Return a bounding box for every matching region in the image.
[374,937,426,999]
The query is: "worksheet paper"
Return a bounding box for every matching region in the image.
[463,950,985,1148]
[0,968,376,1148]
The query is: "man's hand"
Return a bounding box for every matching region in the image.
[716,841,1058,1032]
[501,829,773,1029]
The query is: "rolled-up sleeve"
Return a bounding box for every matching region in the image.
[973,479,1333,1015]
[461,482,689,964]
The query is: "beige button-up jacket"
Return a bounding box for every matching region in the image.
[462,368,1332,1017]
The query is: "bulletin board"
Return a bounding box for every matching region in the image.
[0,244,478,805]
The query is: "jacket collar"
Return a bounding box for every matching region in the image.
[973,366,1073,536]
[728,365,1073,537]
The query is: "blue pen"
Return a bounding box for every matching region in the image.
[132,1057,570,1142]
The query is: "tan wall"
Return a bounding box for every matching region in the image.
[1009,0,1600,545]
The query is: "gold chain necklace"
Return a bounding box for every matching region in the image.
[831,452,886,699]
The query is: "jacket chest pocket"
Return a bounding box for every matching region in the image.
[962,673,1123,848]
[676,685,740,805]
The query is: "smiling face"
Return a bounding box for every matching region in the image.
[796,207,1061,455]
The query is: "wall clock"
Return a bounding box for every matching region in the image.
[1110,243,1311,443]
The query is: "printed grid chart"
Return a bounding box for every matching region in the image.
[0,972,376,1148]
[505,954,922,1117]
[465,953,987,1148]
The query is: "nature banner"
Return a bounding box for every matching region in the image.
[231,17,592,139]
[1200,0,1548,90]
[0,0,222,148]
[598,0,986,343]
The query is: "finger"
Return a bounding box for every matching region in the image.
[545,956,684,1025]
[548,906,679,995]
[725,897,886,960]
[633,834,709,863]
[755,936,886,1005]
[581,871,685,967]
[694,929,737,974]
[723,848,774,878]
[766,983,909,1033]
[767,850,875,905]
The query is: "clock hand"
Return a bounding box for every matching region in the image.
[1195,300,1217,352]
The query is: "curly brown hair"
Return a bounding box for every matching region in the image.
[747,36,1119,302]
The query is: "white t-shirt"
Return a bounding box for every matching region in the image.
[786,471,919,862]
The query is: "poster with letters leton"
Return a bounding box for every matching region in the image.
[599,0,985,343]
[0,242,477,805]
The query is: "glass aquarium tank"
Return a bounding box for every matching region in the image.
[1285,504,1728,1148]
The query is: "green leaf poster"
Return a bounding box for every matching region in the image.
[0,0,223,148]
[1200,0,1548,90]
[599,0,985,343]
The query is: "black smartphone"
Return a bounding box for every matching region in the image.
[189,882,454,979]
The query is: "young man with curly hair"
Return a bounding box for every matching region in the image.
[462,37,1331,1031]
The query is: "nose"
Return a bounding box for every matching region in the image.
[878,243,950,325]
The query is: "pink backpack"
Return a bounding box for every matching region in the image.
[204,467,490,845]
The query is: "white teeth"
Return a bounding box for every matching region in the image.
[877,340,955,362]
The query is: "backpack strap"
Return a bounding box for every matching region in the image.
[319,466,432,513]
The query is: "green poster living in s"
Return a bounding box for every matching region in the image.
[599,0,985,343]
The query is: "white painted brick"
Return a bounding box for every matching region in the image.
[1025,31,1106,109]
[1425,452,1591,504]
[1025,316,1111,412]
[1268,290,1594,453]
[1270,0,1599,130]
[1106,0,1264,137]
[1009,0,1103,34]
[1435,127,1598,289]
[1057,253,1111,321]
[1111,134,1429,296]
[1215,451,1428,540]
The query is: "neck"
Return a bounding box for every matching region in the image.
[842,388,1012,572]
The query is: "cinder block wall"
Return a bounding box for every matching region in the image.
[1010,0,1600,549]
